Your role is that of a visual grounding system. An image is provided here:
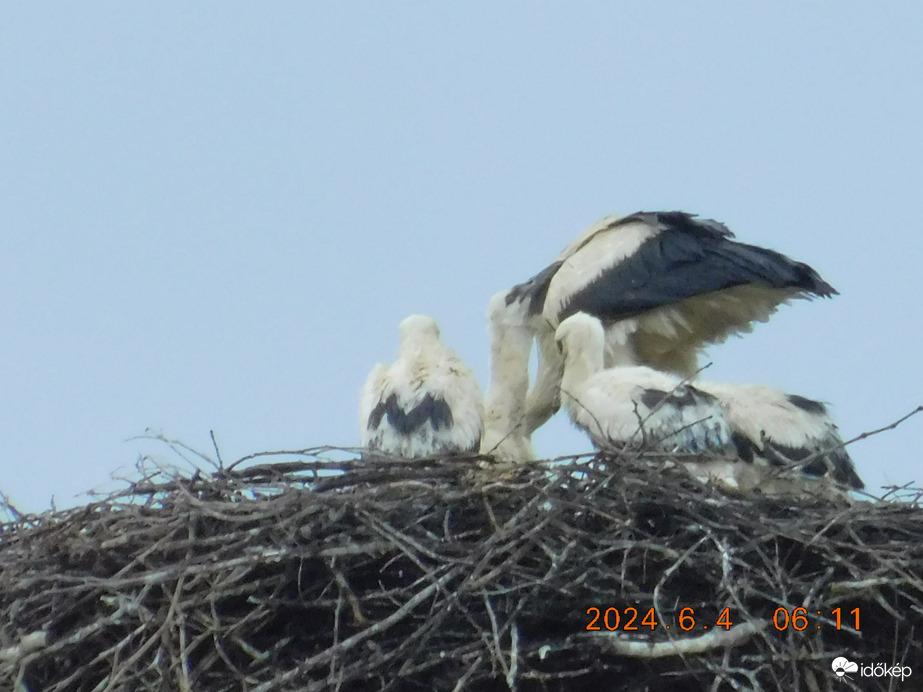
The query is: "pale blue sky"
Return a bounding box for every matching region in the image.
[2,4,921,512]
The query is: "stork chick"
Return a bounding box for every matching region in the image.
[359,315,483,459]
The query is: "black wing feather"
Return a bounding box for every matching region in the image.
[368,393,454,435]
[505,261,562,316]
[555,211,836,321]
[786,394,829,415]
[765,440,864,490]
[639,385,706,410]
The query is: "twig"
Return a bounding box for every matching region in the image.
[250,568,460,692]
[591,620,765,658]
[0,632,48,664]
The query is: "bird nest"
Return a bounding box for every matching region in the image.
[1,443,922,691]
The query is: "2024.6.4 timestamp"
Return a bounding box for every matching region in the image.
[585,607,734,632]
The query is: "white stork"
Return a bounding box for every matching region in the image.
[359,314,483,459]
[555,312,864,495]
[556,312,742,489]
[483,210,837,456]
[693,381,864,493]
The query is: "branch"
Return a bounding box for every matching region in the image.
[591,620,765,658]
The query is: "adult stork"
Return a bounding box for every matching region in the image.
[359,314,483,459]
[555,312,864,495]
[483,210,837,458]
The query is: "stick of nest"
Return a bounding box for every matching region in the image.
[589,620,766,659]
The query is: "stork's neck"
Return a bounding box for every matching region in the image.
[399,333,439,355]
[561,337,604,395]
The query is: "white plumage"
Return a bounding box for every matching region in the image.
[693,381,864,492]
[479,292,536,461]
[359,314,483,459]
[555,313,864,495]
[483,210,837,456]
[556,312,741,489]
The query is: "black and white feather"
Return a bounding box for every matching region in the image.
[487,210,837,445]
[556,312,742,489]
[556,312,864,495]
[359,314,483,459]
[694,381,864,492]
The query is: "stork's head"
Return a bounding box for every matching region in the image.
[398,314,441,343]
[555,311,605,361]
[487,289,530,329]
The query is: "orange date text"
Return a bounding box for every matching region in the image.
[585,607,733,632]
